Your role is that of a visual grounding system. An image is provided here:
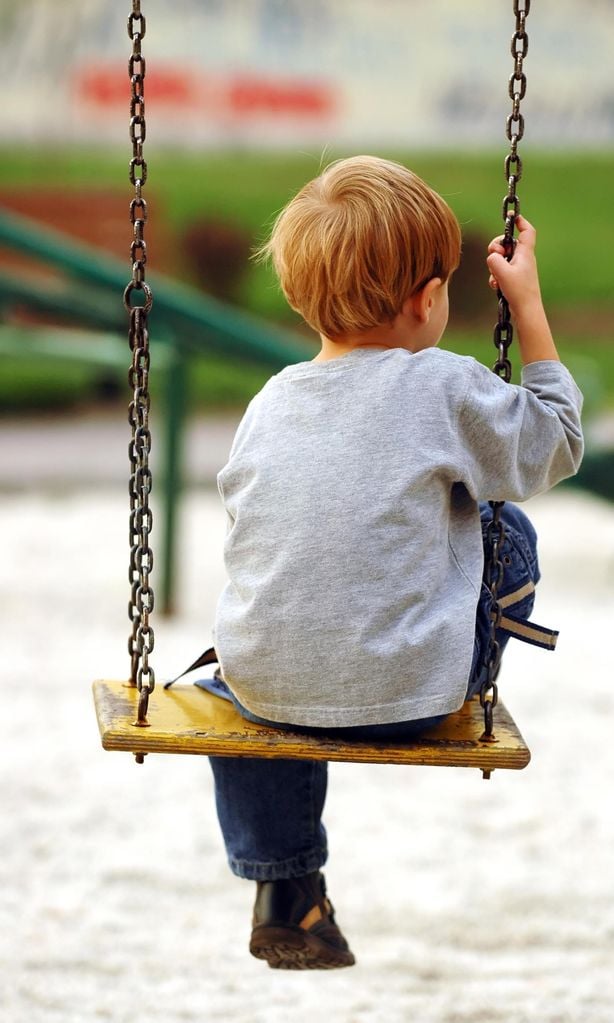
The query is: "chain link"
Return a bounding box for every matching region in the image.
[492,0,530,383]
[480,0,530,754]
[126,0,155,729]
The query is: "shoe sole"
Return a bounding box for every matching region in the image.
[250,925,355,970]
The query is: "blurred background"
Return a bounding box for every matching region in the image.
[0,0,612,410]
[2,5,614,1022]
[1,0,612,612]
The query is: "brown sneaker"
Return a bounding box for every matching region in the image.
[249,872,356,970]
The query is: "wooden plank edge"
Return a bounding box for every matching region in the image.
[98,732,531,769]
[93,680,531,770]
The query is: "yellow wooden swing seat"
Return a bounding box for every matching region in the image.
[93,679,530,774]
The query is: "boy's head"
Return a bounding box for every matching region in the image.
[258,155,461,340]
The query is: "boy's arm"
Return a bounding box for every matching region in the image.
[486,215,559,366]
[457,358,583,503]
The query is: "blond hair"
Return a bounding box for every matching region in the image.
[257,155,461,339]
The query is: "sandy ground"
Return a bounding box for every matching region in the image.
[1,482,613,1023]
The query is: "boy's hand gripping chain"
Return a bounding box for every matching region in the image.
[124,0,155,738]
[481,0,530,762]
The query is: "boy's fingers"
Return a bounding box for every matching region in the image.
[486,252,506,273]
[515,214,536,247]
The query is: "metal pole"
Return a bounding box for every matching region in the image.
[161,339,187,615]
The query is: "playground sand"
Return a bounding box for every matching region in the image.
[1,487,613,1023]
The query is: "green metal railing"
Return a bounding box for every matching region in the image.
[0,207,312,366]
[0,206,313,612]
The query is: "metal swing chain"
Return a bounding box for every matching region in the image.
[480,0,530,748]
[125,0,155,728]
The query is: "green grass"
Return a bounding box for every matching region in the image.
[1,146,611,313]
[0,350,272,414]
[0,147,612,412]
[0,357,98,411]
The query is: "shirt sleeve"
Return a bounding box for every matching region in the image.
[457,358,584,502]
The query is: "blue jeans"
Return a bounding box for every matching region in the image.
[208,503,540,880]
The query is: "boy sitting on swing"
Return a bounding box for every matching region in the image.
[206,156,583,969]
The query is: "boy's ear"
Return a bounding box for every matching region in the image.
[404,277,443,324]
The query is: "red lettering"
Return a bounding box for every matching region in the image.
[228,77,334,117]
[76,66,201,108]
[75,65,336,121]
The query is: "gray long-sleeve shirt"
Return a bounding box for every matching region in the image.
[214,346,583,726]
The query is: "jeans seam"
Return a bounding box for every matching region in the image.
[228,847,328,881]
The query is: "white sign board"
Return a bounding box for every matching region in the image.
[1,0,612,148]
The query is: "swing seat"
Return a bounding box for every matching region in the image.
[92,679,530,774]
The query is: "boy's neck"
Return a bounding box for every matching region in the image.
[314,278,448,362]
[314,337,397,363]
[315,318,414,363]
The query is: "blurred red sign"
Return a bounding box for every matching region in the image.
[76,65,336,120]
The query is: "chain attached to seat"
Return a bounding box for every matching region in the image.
[480,0,530,768]
[125,0,155,736]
